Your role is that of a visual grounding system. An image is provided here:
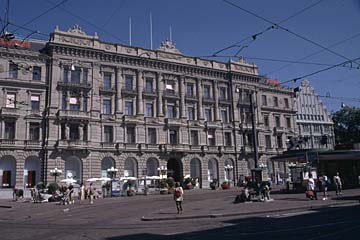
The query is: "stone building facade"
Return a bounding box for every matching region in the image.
[0,25,296,191]
[295,80,334,150]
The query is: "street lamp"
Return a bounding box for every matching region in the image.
[157,166,167,179]
[224,164,234,185]
[107,167,118,197]
[50,167,62,183]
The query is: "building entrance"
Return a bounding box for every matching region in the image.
[167,158,183,183]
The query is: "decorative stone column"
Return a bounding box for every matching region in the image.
[180,75,186,118]
[137,70,144,116]
[116,67,123,114]
[214,81,220,121]
[157,72,164,117]
[197,78,204,120]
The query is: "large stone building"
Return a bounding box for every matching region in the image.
[294,80,334,150]
[0,25,296,192]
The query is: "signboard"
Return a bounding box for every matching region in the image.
[0,38,30,49]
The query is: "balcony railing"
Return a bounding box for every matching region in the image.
[202,96,214,103]
[185,94,198,101]
[57,110,90,119]
[57,140,89,148]
[142,89,157,98]
[122,87,137,96]
[24,140,41,147]
[101,142,115,148]
[165,118,182,126]
[57,81,92,89]
[0,139,16,146]
[0,107,20,116]
[163,90,180,99]
[100,86,116,95]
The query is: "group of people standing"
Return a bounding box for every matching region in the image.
[307,172,343,200]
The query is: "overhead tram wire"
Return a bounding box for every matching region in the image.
[44,0,127,44]
[280,56,360,85]
[222,0,360,68]
[265,31,360,76]
[211,0,324,58]
[12,0,69,34]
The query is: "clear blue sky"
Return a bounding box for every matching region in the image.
[2,0,360,112]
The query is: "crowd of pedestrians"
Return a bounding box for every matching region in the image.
[306,172,343,200]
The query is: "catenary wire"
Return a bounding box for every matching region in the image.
[222,0,360,67]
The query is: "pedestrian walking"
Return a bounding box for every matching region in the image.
[333,172,342,196]
[79,183,85,202]
[306,173,317,200]
[68,184,74,204]
[89,183,95,204]
[319,174,329,200]
[174,182,184,214]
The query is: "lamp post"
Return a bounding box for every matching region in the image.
[157,166,167,179]
[50,167,62,183]
[107,167,118,197]
[224,164,234,186]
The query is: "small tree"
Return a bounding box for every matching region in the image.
[47,182,59,194]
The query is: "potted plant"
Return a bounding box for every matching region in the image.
[221,181,230,190]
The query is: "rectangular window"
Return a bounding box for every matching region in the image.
[275,116,281,127]
[219,87,227,100]
[186,83,194,97]
[203,85,211,99]
[225,132,232,146]
[61,94,67,110]
[167,105,176,118]
[69,96,80,111]
[208,129,216,146]
[273,96,278,107]
[145,103,153,117]
[286,117,291,128]
[104,126,113,143]
[276,135,283,148]
[125,75,133,90]
[103,72,112,89]
[29,123,40,141]
[148,128,157,144]
[82,69,88,82]
[9,63,18,79]
[190,130,198,146]
[31,95,40,111]
[4,121,15,140]
[125,101,133,115]
[127,126,136,143]
[71,67,81,83]
[264,114,269,127]
[262,95,267,106]
[102,99,112,114]
[145,78,153,93]
[32,66,41,81]
[221,109,228,123]
[205,108,212,122]
[169,128,178,145]
[265,135,272,149]
[63,66,69,82]
[284,98,289,108]
[83,97,87,112]
[6,93,15,108]
[187,107,195,120]
[69,124,80,140]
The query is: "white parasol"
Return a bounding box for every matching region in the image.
[86,178,99,182]
[60,178,77,184]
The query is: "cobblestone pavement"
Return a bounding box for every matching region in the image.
[0,187,359,240]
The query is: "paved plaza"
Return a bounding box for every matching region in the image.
[0,187,359,240]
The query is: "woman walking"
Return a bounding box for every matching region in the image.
[174,182,184,214]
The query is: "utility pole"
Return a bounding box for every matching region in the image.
[249,91,259,169]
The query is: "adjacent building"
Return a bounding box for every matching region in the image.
[0,25,297,193]
[294,80,335,150]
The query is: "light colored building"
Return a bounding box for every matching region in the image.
[294,80,335,150]
[0,25,296,195]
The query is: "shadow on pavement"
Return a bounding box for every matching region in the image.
[106,204,360,240]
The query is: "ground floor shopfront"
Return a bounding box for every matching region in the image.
[0,148,276,192]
